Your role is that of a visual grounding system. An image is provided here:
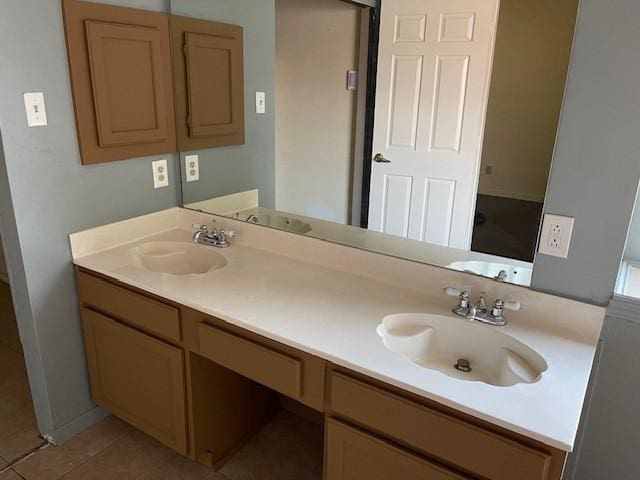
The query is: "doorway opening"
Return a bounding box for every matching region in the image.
[275,0,373,228]
[0,232,45,470]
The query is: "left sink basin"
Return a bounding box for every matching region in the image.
[129,241,227,275]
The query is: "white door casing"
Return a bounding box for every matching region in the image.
[368,0,499,250]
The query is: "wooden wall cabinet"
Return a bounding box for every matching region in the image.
[62,0,177,164]
[171,15,245,150]
[62,1,245,165]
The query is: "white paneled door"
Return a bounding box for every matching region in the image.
[368,0,499,249]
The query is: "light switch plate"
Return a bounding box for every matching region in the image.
[152,159,169,189]
[539,214,574,258]
[23,92,48,127]
[256,92,266,114]
[185,155,199,182]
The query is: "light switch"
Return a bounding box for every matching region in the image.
[23,92,48,127]
[185,155,199,182]
[256,92,266,114]
[538,214,574,258]
[152,159,169,189]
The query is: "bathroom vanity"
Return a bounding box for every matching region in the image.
[70,208,604,480]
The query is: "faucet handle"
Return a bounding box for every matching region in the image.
[444,287,464,297]
[192,223,208,232]
[503,300,524,311]
[224,229,238,238]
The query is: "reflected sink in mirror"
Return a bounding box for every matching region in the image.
[447,261,532,287]
[129,241,227,276]
[377,314,547,387]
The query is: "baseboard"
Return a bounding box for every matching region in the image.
[477,187,544,203]
[43,406,109,446]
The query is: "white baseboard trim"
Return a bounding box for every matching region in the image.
[44,406,109,446]
[477,187,545,203]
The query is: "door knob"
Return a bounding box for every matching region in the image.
[373,153,391,164]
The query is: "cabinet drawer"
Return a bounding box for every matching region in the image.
[77,271,180,343]
[326,418,469,480]
[329,372,552,480]
[198,322,302,399]
[81,308,187,455]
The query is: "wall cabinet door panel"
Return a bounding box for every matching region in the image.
[171,15,245,150]
[63,0,177,164]
[81,308,188,455]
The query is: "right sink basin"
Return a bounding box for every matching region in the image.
[377,313,547,387]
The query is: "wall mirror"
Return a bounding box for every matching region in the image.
[171,0,579,288]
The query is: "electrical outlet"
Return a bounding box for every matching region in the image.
[185,155,199,182]
[152,159,169,189]
[538,214,574,258]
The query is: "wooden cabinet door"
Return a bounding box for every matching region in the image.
[325,419,469,480]
[82,308,187,455]
[171,15,245,150]
[63,0,177,164]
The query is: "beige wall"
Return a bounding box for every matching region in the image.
[275,0,360,224]
[478,0,579,202]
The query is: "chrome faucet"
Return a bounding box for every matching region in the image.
[494,270,508,282]
[444,288,522,326]
[192,223,237,248]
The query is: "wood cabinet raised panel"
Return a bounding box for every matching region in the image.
[81,308,188,454]
[325,419,469,480]
[75,268,565,479]
[171,15,245,150]
[63,0,177,164]
[62,2,245,164]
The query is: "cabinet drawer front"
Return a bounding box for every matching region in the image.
[198,323,302,399]
[82,309,187,455]
[326,418,469,480]
[77,271,180,342]
[329,373,551,480]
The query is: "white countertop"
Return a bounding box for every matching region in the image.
[70,209,604,452]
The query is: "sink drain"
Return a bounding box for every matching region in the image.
[454,359,472,373]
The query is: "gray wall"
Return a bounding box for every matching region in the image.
[0,0,179,443]
[564,297,640,480]
[172,0,277,209]
[530,0,640,306]
[623,191,640,260]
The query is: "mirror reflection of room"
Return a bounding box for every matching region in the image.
[472,0,579,262]
[178,0,579,287]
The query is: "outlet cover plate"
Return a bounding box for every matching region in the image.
[185,155,199,182]
[152,159,169,189]
[24,92,48,127]
[255,92,266,114]
[539,214,574,258]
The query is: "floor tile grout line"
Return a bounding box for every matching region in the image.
[56,432,130,480]
[0,442,48,475]
[10,468,27,480]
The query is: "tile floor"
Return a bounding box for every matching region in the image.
[2,413,322,480]
[0,282,324,480]
[0,282,44,467]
